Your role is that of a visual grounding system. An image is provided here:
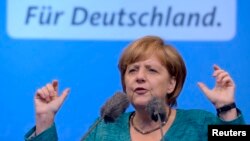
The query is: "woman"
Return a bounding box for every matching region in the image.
[25,36,245,141]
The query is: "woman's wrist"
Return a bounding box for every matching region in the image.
[36,113,54,135]
[216,102,238,121]
[216,102,236,115]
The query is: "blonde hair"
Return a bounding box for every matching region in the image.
[118,36,186,107]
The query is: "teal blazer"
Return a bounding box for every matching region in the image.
[25,109,245,141]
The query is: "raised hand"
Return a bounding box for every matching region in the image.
[34,80,70,135]
[197,64,235,108]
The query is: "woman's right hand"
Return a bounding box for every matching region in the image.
[34,80,70,135]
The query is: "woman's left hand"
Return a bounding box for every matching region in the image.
[197,64,235,108]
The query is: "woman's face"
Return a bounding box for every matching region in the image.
[124,54,176,108]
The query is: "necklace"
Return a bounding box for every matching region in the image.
[130,108,171,135]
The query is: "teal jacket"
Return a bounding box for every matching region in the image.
[25,109,245,141]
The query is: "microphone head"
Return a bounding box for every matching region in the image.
[100,92,129,123]
[145,96,166,122]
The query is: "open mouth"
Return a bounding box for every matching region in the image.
[134,87,148,95]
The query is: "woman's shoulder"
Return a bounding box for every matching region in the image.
[98,111,133,128]
[176,108,214,116]
[174,108,216,124]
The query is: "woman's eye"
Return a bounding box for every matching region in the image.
[149,69,157,73]
[128,69,136,73]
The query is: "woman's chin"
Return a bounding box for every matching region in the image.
[132,99,150,108]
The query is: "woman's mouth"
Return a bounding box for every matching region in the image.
[134,87,148,95]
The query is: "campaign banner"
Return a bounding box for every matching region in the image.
[7,0,236,41]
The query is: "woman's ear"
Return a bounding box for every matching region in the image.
[167,76,176,93]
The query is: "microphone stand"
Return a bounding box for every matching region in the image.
[80,118,102,141]
[80,92,129,141]
[156,113,165,141]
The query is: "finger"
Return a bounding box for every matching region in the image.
[42,87,51,102]
[197,82,211,98]
[46,83,53,93]
[221,76,234,86]
[46,84,56,97]
[57,88,70,106]
[52,80,59,94]
[35,89,45,99]
[213,64,221,70]
[216,71,229,83]
[212,69,224,77]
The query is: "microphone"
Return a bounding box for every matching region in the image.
[146,96,167,122]
[80,92,129,141]
[100,91,130,122]
[145,96,167,141]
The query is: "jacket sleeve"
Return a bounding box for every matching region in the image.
[210,108,245,125]
[24,123,58,141]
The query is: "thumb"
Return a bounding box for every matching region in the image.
[57,88,70,107]
[59,88,70,102]
[197,82,211,97]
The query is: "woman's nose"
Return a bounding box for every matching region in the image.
[136,69,146,83]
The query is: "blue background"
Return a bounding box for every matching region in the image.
[0,1,249,141]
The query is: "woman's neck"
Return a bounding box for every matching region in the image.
[134,111,152,125]
[133,106,170,130]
